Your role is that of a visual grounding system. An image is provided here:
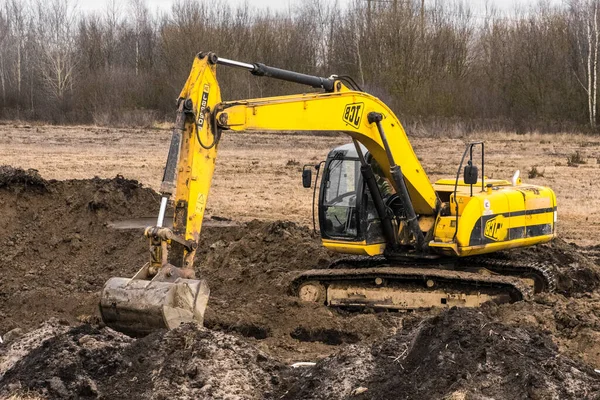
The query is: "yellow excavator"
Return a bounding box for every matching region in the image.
[100,52,557,335]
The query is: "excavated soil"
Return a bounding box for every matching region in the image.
[0,166,159,332]
[0,320,283,399]
[282,306,600,400]
[1,166,600,399]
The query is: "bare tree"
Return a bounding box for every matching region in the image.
[586,2,598,129]
[103,0,122,69]
[34,0,79,108]
[129,0,150,76]
[7,0,29,115]
[570,0,600,129]
[0,4,10,107]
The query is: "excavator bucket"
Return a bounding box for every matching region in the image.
[99,265,210,336]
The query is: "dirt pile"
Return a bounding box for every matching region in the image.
[493,292,600,368]
[0,321,282,399]
[195,220,398,361]
[283,307,600,400]
[0,167,397,363]
[487,239,600,295]
[0,166,158,332]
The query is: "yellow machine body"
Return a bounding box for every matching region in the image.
[320,175,556,258]
[429,179,556,257]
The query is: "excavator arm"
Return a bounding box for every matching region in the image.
[158,53,222,269]
[99,54,222,335]
[215,90,439,215]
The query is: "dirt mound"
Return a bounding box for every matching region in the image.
[282,307,600,400]
[196,219,395,362]
[4,309,599,400]
[492,292,600,369]
[0,167,396,363]
[0,320,282,399]
[2,168,600,398]
[0,166,46,190]
[0,166,159,333]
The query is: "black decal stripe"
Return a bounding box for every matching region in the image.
[523,223,553,237]
[507,206,556,217]
[468,209,555,246]
[469,218,483,246]
[489,206,557,219]
[470,223,553,246]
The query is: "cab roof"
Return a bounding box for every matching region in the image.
[328,142,368,159]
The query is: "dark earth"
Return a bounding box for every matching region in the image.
[1,166,600,399]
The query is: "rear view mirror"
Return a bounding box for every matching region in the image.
[464,161,478,185]
[302,168,312,188]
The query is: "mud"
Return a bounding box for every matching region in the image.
[1,167,600,399]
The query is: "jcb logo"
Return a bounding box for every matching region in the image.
[484,215,506,241]
[343,102,364,129]
[196,84,210,130]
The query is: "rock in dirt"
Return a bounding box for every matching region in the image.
[2,328,23,343]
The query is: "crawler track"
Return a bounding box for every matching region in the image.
[291,256,557,309]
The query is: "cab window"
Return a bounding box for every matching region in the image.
[322,159,360,238]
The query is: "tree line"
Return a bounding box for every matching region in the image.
[0,0,599,133]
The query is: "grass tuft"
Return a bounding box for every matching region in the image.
[528,166,544,179]
[567,151,586,167]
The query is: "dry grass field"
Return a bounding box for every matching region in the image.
[1,122,599,245]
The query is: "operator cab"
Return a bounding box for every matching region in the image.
[317,143,388,253]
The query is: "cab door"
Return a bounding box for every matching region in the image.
[319,157,361,240]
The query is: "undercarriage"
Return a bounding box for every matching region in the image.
[291,256,556,310]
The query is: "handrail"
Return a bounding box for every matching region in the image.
[452,142,485,241]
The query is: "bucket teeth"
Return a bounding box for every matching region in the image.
[99,276,210,336]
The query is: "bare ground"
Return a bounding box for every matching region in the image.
[1,123,600,399]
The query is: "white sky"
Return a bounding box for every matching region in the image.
[76,0,564,15]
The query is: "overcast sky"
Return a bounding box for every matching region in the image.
[76,0,563,15]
